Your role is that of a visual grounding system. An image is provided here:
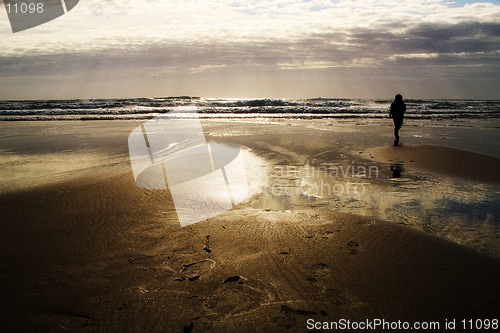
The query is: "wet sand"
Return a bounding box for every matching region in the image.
[368,144,500,185]
[1,119,500,332]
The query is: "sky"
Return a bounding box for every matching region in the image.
[0,0,499,100]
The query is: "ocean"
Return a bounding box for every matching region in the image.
[0,97,499,121]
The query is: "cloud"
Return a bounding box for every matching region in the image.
[0,0,499,98]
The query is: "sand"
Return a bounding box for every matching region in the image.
[368,144,500,185]
[1,119,500,332]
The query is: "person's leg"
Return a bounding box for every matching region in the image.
[393,119,402,145]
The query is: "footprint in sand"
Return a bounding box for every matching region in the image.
[184,317,213,332]
[307,266,350,305]
[358,219,376,226]
[46,311,96,331]
[322,230,339,239]
[204,277,267,317]
[223,275,242,283]
[347,241,359,254]
[139,284,163,293]
[273,305,317,329]
[312,263,330,277]
[179,259,216,281]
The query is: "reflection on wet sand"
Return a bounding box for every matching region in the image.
[223,125,500,258]
[0,150,127,194]
[389,163,403,178]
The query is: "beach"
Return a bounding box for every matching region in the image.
[1,0,499,328]
[1,116,500,332]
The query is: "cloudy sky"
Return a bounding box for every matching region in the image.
[1,0,499,99]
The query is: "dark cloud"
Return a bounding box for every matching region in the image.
[409,22,500,41]
[1,20,499,77]
[344,22,500,55]
[402,22,500,53]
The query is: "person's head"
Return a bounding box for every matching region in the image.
[395,94,403,102]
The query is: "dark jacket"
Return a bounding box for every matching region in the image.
[390,101,406,121]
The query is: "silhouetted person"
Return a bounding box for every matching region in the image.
[389,94,406,146]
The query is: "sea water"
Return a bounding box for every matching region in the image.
[0,97,499,121]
